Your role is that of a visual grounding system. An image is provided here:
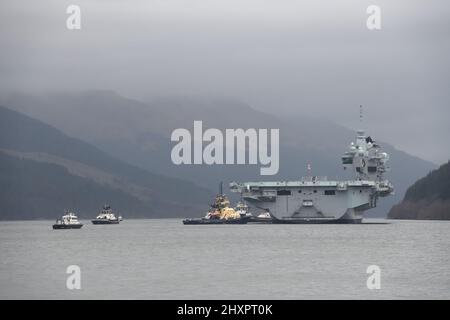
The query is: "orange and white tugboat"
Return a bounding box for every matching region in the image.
[183,183,249,225]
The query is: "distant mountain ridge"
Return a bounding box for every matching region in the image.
[3,91,436,217]
[0,105,213,220]
[388,161,450,220]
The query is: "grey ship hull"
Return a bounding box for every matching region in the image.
[230,180,389,224]
[271,217,362,224]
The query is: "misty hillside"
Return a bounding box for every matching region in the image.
[388,161,450,220]
[0,105,213,219]
[4,91,435,217]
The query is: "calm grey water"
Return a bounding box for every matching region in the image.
[0,219,449,299]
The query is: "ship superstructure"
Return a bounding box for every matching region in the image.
[229,129,394,223]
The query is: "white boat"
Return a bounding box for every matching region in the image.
[53,211,83,229]
[235,201,252,219]
[91,205,120,224]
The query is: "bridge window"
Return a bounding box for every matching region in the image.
[324,190,335,195]
[277,190,291,196]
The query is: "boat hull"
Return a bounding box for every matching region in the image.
[271,218,362,224]
[52,224,83,229]
[183,218,248,225]
[248,216,273,223]
[236,184,372,224]
[91,219,119,225]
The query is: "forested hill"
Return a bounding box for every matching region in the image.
[388,160,450,220]
[0,105,213,219]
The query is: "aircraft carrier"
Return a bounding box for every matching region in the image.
[229,129,394,223]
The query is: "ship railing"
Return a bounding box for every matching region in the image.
[300,176,328,182]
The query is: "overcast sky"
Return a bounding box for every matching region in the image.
[0,0,449,164]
